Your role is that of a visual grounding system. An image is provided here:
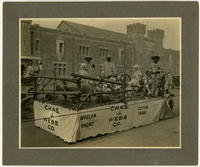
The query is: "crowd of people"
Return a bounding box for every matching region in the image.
[77,54,173,98]
[21,53,173,99]
[78,54,116,78]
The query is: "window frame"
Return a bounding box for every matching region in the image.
[56,39,65,55]
[100,47,109,57]
[79,44,90,56]
[118,48,124,65]
[53,61,67,76]
[35,39,40,53]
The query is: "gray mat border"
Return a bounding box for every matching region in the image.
[3,1,198,165]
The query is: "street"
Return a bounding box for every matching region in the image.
[21,89,180,148]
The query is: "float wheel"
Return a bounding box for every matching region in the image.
[120,73,131,83]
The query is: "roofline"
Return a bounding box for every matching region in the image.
[31,26,134,45]
[57,20,128,36]
[61,21,81,34]
[56,20,63,29]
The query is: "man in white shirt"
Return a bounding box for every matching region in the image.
[149,56,161,97]
[85,55,95,77]
[103,54,116,77]
[150,56,161,74]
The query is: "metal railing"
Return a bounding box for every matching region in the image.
[28,71,169,111]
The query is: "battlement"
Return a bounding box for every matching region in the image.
[32,24,40,29]
[147,29,164,40]
[127,23,146,35]
[21,20,32,57]
[21,20,32,29]
[21,20,32,24]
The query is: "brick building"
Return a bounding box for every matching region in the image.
[21,20,180,77]
[163,49,180,76]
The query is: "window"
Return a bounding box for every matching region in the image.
[53,62,67,76]
[79,46,82,54]
[59,43,63,53]
[79,45,90,56]
[35,39,40,52]
[56,40,64,61]
[56,40,64,54]
[118,48,124,65]
[100,48,108,56]
[86,47,89,55]
[169,54,173,67]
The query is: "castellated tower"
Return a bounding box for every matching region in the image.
[21,20,32,57]
[126,23,147,66]
[147,28,165,58]
[126,23,146,41]
[147,29,164,49]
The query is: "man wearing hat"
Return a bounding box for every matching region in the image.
[84,55,95,77]
[103,54,116,77]
[99,64,105,77]
[150,56,161,74]
[149,55,161,97]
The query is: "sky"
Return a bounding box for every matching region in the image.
[32,18,181,51]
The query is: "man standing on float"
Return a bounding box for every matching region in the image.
[149,55,161,97]
[84,55,95,77]
[103,54,116,77]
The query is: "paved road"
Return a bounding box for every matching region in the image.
[21,89,180,148]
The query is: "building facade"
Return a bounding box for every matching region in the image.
[21,20,180,77]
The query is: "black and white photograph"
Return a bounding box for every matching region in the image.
[20,18,181,148]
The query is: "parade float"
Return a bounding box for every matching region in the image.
[31,72,174,143]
